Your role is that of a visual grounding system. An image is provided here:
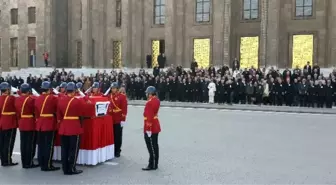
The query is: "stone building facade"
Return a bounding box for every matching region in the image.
[0,0,335,71]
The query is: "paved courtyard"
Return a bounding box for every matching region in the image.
[0,106,336,184]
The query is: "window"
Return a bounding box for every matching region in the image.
[112,41,122,68]
[196,0,211,23]
[79,2,82,29]
[10,38,18,67]
[11,8,18,25]
[295,0,313,17]
[243,0,259,20]
[28,37,36,67]
[116,0,122,27]
[154,0,165,25]
[76,41,82,67]
[28,7,36,23]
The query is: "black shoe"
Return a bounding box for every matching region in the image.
[64,170,83,175]
[23,163,40,169]
[2,162,18,167]
[115,153,120,158]
[142,166,156,171]
[42,166,60,171]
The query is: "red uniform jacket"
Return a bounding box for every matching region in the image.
[35,94,58,131]
[0,95,17,130]
[143,96,161,133]
[57,96,87,135]
[108,93,127,124]
[58,92,66,98]
[15,95,36,131]
[88,92,103,97]
[119,93,128,122]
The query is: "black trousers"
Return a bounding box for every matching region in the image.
[20,131,37,167]
[38,131,56,170]
[61,135,80,173]
[0,128,17,165]
[113,123,123,156]
[144,133,159,168]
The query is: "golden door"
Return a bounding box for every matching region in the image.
[193,38,210,68]
[292,35,313,68]
[240,36,259,69]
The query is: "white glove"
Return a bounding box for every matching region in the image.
[146,131,152,137]
[120,121,126,127]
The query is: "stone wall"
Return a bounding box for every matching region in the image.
[0,0,335,71]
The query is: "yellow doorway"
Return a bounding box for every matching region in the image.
[240,36,259,69]
[292,35,313,68]
[112,41,122,68]
[193,38,210,68]
[152,40,160,67]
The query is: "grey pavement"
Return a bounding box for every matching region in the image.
[129,100,336,114]
[0,106,336,184]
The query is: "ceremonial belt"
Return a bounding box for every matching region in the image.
[1,96,16,116]
[40,95,53,118]
[110,95,122,113]
[144,115,158,121]
[21,96,34,118]
[63,97,79,120]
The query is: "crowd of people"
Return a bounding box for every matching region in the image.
[1,61,335,108]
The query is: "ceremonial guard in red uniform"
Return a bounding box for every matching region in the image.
[14,83,39,168]
[88,82,103,96]
[58,82,67,98]
[75,82,83,96]
[34,81,60,171]
[142,86,161,171]
[57,82,88,175]
[59,82,67,94]
[108,82,128,157]
[0,82,18,166]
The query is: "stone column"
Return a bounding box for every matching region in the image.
[36,0,46,67]
[67,0,73,67]
[18,0,28,68]
[1,0,10,71]
[260,0,280,68]
[164,0,176,66]
[175,0,185,66]
[223,0,231,66]
[93,0,106,68]
[212,0,224,66]
[82,0,92,67]
[328,0,336,67]
[121,0,131,67]
[259,0,268,67]
[130,0,143,67]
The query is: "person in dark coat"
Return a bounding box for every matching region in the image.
[232,58,240,71]
[298,78,308,107]
[157,53,166,69]
[325,80,334,108]
[284,78,294,106]
[146,54,152,68]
